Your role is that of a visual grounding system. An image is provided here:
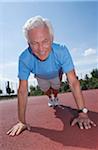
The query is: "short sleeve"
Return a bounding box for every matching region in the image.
[60,46,74,73]
[18,59,30,80]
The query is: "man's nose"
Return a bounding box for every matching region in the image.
[39,44,43,51]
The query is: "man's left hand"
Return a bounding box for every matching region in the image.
[71,113,96,129]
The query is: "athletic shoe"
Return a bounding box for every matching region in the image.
[48,99,54,107]
[53,97,59,106]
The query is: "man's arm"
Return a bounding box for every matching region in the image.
[66,69,96,129]
[66,70,85,109]
[7,80,30,136]
[18,80,28,124]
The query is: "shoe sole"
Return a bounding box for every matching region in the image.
[48,105,59,108]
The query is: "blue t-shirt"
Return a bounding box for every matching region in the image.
[18,43,74,80]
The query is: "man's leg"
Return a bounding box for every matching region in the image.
[51,88,59,98]
[44,88,51,98]
[36,77,54,107]
[50,70,63,106]
[50,75,62,106]
[44,88,56,107]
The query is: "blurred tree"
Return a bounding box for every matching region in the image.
[29,68,98,96]
[29,85,44,96]
[59,81,70,93]
[85,74,89,81]
[91,69,98,78]
[80,79,88,90]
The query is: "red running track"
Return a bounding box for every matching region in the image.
[0,89,98,150]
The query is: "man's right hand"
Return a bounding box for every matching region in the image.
[6,122,31,136]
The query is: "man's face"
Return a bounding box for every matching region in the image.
[28,26,52,61]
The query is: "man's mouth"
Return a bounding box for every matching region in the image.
[39,51,46,55]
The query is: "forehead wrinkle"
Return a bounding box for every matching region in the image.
[28,27,51,43]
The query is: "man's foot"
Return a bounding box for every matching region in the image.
[53,97,59,106]
[48,99,54,107]
[48,97,59,107]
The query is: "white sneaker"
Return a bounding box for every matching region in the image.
[48,97,59,107]
[48,99,54,107]
[54,97,59,106]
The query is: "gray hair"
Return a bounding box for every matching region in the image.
[23,16,54,41]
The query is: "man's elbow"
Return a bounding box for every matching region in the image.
[69,78,80,89]
[18,87,27,95]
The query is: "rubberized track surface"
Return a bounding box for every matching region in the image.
[0,89,98,150]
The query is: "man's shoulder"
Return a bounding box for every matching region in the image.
[19,47,35,69]
[19,47,31,60]
[52,42,68,54]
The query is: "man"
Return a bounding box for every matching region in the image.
[7,16,96,136]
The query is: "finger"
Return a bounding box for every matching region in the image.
[86,120,92,129]
[16,127,23,135]
[87,123,91,129]
[90,121,96,127]
[83,122,89,129]
[16,124,27,135]
[9,127,19,136]
[6,127,14,135]
[79,122,84,129]
[71,118,78,126]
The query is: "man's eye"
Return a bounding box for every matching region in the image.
[32,42,37,45]
[43,40,49,44]
[32,43,38,46]
[44,40,48,42]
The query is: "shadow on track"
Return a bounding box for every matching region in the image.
[29,105,98,149]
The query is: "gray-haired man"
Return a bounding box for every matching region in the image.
[7,16,96,136]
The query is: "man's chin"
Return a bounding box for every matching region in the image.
[39,57,48,61]
[38,55,49,61]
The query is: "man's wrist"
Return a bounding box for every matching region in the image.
[78,107,89,114]
[19,120,26,125]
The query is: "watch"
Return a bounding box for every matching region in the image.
[78,107,88,114]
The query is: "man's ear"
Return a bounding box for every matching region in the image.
[28,43,30,47]
[51,35,54,43]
